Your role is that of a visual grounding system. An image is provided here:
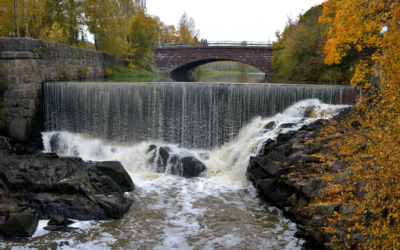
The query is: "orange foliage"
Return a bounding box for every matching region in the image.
[317,0,400,248]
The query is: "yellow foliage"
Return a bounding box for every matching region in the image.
[316,1,400,248]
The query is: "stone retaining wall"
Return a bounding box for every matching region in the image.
[0,38,124,141]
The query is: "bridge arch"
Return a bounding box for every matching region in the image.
[170,56,266,75]
[153,46,273,76]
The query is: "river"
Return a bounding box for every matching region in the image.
[0,76,359,249]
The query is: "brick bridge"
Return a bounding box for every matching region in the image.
[153,46,273,76]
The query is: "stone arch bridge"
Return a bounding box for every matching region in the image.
[153,45,273,76]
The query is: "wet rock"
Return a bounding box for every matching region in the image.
[280,123,297,129]
[94,193,133,219]
[48,216,74,226]
[264,121,276,130]
[149,148,207,178]
[256,178,277,195]
[146,144,157,153]
[94,161,134,192]
[277,131,297,142]
[0,153,135,222]
[43,225,78,232]
[25,130,44,154]
[294,229,306,238]
[0,212,39,237]
[181,157,207,177]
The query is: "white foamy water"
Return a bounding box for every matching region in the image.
[1,100,346,249]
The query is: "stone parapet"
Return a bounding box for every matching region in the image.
[0,37,124,141]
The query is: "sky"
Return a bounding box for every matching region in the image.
[147,0,324,42]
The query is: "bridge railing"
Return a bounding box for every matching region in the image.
[153,41,273,48]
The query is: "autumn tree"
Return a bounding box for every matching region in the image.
[311,1,400,248]
[272,5,357,83]
[176,12,200,44]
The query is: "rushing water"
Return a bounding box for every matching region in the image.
[44,82,358,149]
[1,81,359,249]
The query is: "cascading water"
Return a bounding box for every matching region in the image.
[44,82,358,149]
[1,82,358,249]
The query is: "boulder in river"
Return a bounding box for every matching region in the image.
[147,146,207,178]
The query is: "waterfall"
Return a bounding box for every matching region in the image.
[44,82,358,149]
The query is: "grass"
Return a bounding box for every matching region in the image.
[109,65,163,82]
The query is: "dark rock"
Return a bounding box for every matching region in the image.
[264,121,276,130]
[262,139,278,154]
[12,143,26,155]
[43,225,78,232]
[256,178,277,195]
[297,197,309,208]
[314,204,341,216]
[172,156,207,178]
[279,123,297,129]
[94,193,133,219]
[148,148,206,178]
[94,161,134,192]
[277,131,297,142]
[0,212,39,237]
[0,138,10,150]
[159,147,170,166]
[59,241,70,247]
[0,149,12,159]
[286,193,298,207]
[294,229,306,238]
[328,160,347,174]
[25,130,44,154]
[274,144,292,156]
[252,156,286,177]
[48,216,74,226]
[0,153,135,221]
[146,144,157,153]
[305,227,324,249]
[302,142,320,155]
[266,151,286,162]
[340,205,356,215]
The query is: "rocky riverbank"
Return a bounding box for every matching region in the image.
[0,138,135,238]
[247,107,357,249]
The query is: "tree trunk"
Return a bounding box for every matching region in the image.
[24,0,28,37]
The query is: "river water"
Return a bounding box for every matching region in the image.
[1,79,359,249]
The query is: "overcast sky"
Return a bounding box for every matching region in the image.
[147,0,324,42]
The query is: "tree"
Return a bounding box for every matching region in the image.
[176,12,200,44]
[313,1,400,248]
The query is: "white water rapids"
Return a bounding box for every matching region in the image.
[1,99,347,249]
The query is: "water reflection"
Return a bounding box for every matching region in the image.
[169,73,266,83]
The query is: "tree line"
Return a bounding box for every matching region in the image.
[272,5,366,84]
[0,0,200,68]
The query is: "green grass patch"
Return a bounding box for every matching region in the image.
[110,67,163,82]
